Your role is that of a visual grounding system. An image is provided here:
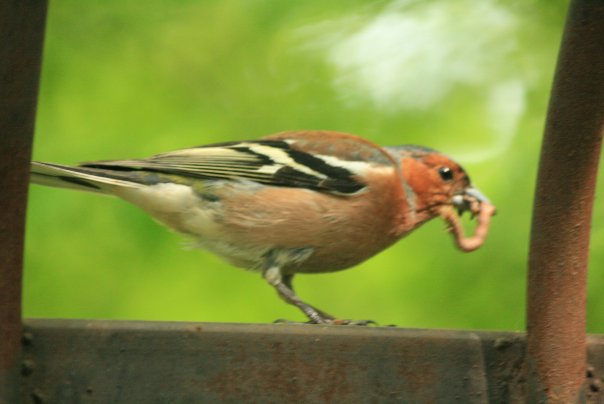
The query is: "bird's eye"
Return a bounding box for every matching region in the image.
[438,166,453,181]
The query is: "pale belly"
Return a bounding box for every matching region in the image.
[115,180,402,274]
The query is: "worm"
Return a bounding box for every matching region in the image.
[440,203,497,252]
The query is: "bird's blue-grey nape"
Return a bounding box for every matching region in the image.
[384,145,439,159]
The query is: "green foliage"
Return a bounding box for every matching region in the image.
[26,0,604,332]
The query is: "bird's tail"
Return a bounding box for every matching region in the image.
[30,162,142,194]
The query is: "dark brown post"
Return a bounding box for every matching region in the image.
[0,0,48,402]
[527,0,604,402]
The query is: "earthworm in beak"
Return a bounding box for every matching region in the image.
[443,188,496,252]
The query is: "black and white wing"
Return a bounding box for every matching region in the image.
[82,132,396,195]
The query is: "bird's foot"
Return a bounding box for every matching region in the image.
[273,318,308,325]
[329,319,377,326]
[273,318,378,326]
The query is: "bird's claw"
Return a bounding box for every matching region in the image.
[329,319,377,326]
[273,318,378,326]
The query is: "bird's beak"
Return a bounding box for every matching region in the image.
[451,187,493,217]
[465,187,490,205]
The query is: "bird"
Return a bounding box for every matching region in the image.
[30,130,496,325]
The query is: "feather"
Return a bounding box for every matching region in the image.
[30,162,141,194]
[79,132,394,195]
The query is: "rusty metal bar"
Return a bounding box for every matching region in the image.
[20,320,492,402]
[0,0,48,402]
[15,319,604,402]
[527,0,604,402]
[13,320,516,403]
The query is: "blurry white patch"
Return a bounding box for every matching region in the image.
[457,79,526,162]
[488,80,526,147]
[305,0,518,111]
[449,79,526,163]
[297,0,527,161]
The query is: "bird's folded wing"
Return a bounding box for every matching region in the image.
[82,131,396,195]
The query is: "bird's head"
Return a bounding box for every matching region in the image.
[386,145,496,251]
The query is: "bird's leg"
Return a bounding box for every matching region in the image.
[282,273,295,290]
[281,274,336,321]
[263,266,335,324]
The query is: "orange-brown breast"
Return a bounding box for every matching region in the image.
[214,167,409,274]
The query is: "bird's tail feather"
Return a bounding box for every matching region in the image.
[30,162,141,194]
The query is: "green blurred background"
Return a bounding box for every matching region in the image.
[24,0,604,332]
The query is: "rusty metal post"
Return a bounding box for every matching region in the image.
[527,0,604,402]
[0,0,48,402]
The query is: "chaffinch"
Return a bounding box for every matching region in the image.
[31,130,496,324]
